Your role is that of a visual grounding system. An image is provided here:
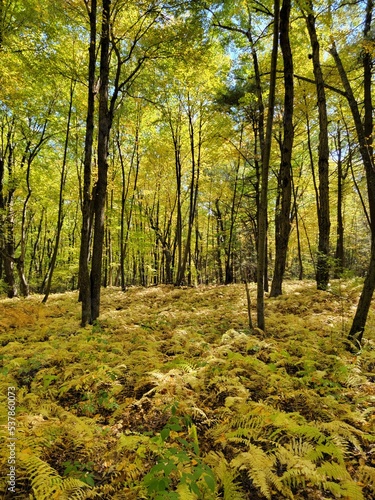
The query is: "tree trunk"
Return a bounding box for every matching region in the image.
[79,0,97,325]
[348,241,375,347]
[42,79,75,303]
[291,175,303,280]
[0,127,18,298]
[118,111,141,291]
[305,1,330,290]
[90,0,111,322]
[334,122,345,278]
[256,0,280,330]
[270,0,294,297]
[169,110,183,285]
[214,199,224,284]
[175,99,201,285]
[330,0,375,344]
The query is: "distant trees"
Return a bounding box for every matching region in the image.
[1,0,375,341]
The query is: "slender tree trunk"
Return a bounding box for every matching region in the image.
[176,100,201,285]
[0,127,17,298]
[90,0,111,322]
[270,0,294,297]
[79,0,97,325]
[329,0,375,344]
[291,176,303,280]
[225,128,243,285]
[169,111,183,284]
[214,199,224,284]
[28,208,44,282]
[305,1,330,290]
[42,80,75,303]
[118,111,141,290]
[257,0,280,330]
[334,122,345,278]
[18,154,32,297]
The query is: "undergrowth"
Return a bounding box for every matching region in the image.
[1,281,375,499]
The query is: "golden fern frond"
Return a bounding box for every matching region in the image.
[21,453,89,500]
[358,465,375,494]
[205,451,245,500]
[281,467,310,491]
[231,445,281,500]
[210,413,266,446]
[82,482,119,499]
[20,454,90,500]
[58,477,91,499]
[175,482,199,499]
[319,468,365,500]
[318,420,363,454]
[116,433,150,453]
[285,437,315,458]
[339,479,365,500]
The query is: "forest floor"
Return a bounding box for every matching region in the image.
[1,280,375,499]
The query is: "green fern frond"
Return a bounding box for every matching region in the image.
[306,442,345,463]
[340,479,365,500]
[316,460,351,481]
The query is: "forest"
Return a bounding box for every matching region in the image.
[1,0,375,498]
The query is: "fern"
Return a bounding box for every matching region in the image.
[205,451,245,500]
[358,465,375,494]
[318,420,363,456]
[21,454,90,500]
[231,445,283,500]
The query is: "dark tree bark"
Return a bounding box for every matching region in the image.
[257,0,280,330]
[329,0,375,345]
[0,121,17,298]
[90,0,111,322]
[79,0,97,325]
[270,0,294,297]
[304,1,330,291]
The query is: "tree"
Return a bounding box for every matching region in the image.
[329,0,375,345]
[270,0,294,297]
[79,0,97,325]
[256,0,280,330]
[302,0,330,291]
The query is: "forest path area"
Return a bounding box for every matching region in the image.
[1,281,375,499]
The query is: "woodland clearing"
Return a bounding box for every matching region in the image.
[1,281,375,499]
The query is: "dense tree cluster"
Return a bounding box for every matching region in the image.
[0,0,374,338]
